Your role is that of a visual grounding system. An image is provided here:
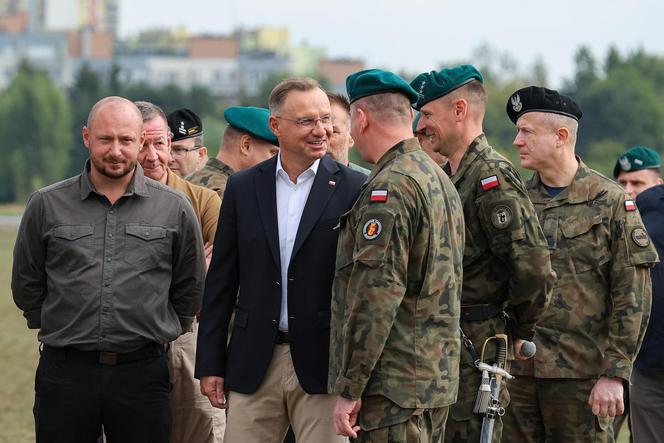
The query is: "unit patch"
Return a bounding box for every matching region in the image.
[362,218,383,240]
[631,227,650,247]
[491,205,513,229]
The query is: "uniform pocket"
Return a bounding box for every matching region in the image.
[560,214,610,273]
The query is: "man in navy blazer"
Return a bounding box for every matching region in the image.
[195,77,366,443]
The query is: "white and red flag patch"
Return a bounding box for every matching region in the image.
[481,175,499,191]
[370,190,388,202]
[625,200,636,211]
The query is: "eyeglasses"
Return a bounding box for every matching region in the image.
[275,115,332,128]
[171,146,203,159]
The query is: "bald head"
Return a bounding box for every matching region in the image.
[87,97,143,132]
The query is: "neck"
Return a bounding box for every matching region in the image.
[88,166,134,205]
[280,152,315,183]
[445,129,482,176]
[216,149,239,172]
[367,129,412,164]
[539,153,578,187]
[335,150,349,166]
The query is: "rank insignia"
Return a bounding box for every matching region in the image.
[362,218,382,240]
[631,227,650,247]
[625,200,636,211]
[481,175,499,191]
[370,190,388,202]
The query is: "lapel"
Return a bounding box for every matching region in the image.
[254,156,281,270]
[291,156,341,260]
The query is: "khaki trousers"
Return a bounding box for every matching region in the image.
[169,321,226,443]
[224,344,344,443]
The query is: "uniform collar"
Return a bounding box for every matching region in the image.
[528,156,595,205]
[206,157,235,176]
[447,134,490,184]
[366,137,420,183]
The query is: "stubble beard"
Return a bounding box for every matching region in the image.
[91,154,135,179]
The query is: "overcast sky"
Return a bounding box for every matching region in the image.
[119,0,663,88]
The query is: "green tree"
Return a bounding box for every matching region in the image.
[0,61,72,202]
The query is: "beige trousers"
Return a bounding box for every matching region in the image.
[169,321,226,443]
[224,344,344,443]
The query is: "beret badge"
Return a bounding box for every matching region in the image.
[511,94,523,113]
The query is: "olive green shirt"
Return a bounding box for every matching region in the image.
[11,162,206,352]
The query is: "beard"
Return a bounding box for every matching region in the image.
[90,153,136,179]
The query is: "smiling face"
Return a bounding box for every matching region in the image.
[270,88,332,168]
[137,116,172,182]
[419,98,459,156]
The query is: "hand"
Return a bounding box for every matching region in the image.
[332,396,362,438]
[200,376,228,409]
[588,376,624,417]
[204,242,214,270]
[513,338,530,361]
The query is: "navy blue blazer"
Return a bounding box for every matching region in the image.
[195,155,366,394]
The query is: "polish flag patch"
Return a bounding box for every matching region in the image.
[370,190,388,202]
[625,200,636,211]
[481,175,499,191]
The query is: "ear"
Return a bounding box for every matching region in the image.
[348,134,355,147]
[82,126,90,149]
[268,115,280,137]
[556,127,570,146]
[357,108,368,133]
[198,146,208,160]
[239,134,252,156]
[453,99,468,122]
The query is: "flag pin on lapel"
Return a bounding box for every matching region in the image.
[328,180,336,187]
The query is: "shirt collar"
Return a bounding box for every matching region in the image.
[275,152,319,183]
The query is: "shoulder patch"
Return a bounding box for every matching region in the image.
[370,190,388,202]
[625,200,636,211]
[631,227,650,247]
[362,218,383,240]
[491,205,513,229]
[481,175,499,191]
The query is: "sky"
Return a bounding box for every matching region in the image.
[119,0,664,88]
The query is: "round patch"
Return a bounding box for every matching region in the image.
[362,219,382,240]
[631,227,650,248]
[491,205,513,230]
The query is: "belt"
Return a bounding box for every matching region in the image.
[42,343,165,365]
[276,330,290,344]
[460,304,504,322]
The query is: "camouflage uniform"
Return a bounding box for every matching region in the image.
[348,161,371,176]
[186,157,235,197]
[443,134,554,443]
[329,138,465,441]
[503,159,658,443]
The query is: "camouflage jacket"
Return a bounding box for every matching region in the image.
[511,159,658,381]
[329,138,465,414]
[445,135,554,363]
[186,158,235,198]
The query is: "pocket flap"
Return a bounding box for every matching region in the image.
[125,225,167,241]
[561,214,602,239]
[54,224,94,240]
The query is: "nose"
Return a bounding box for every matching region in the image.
[513,133,523,147]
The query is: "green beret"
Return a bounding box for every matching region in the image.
[412,112,421,133]
[346,69,419,104]
[223,106,278,146]
[410,65,484,111]
[506,86,582,124]
[613,146,661,178]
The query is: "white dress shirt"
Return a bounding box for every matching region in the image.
[275,154,320,331]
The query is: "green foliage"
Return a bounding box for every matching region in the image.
[0,61,72,202]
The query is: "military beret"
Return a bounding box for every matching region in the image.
[613,146,661,178]
[167,108,203,142]
[346,69,419,104]
[410,65,484,111]
[506,86,583,124]
[412,112,421,133]
[223,106,279,146]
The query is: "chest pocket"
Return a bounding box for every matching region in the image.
[52,224,94,265]
[560,214,610,274]
[124,225,170,269]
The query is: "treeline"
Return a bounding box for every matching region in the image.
[0,45,663,202]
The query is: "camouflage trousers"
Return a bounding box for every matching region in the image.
[352,405,449,443]
[445,362,508,443]
[502,376,614,443]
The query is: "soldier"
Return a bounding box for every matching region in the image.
[326,92,371,175]
[502,86,658,442]
[410,65,554,442]
[187,106,279,197]
[614,146,662,200]
[167,108,209,178]
[329,69,465,442]
[413,112,447,167]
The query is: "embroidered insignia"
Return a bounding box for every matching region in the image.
[362,219,382,240]
[511,94,523,113]
[491,205,513,229]
[178,121,187,135]
[481,175,499,191]
[631,227,650,247]
[370,190,388,202]
[187,126,199,135]
[634,158,643,166]
[619,156,631,171]
[625,200,636,211]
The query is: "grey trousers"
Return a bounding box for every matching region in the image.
[630,367,664,443]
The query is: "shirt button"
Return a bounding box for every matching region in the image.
[104,281,110,287]
[106,257,111,262]
[271,320,278,327]
[108,233,113,238]
[109,210,114,214]
[145,231,150,237]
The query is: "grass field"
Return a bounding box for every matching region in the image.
[0,207,632,442]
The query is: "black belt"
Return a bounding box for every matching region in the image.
[460,304,504,322]
[276,330,290,344]
[42,342,165,365]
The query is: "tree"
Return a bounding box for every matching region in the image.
[0,61,72,202]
